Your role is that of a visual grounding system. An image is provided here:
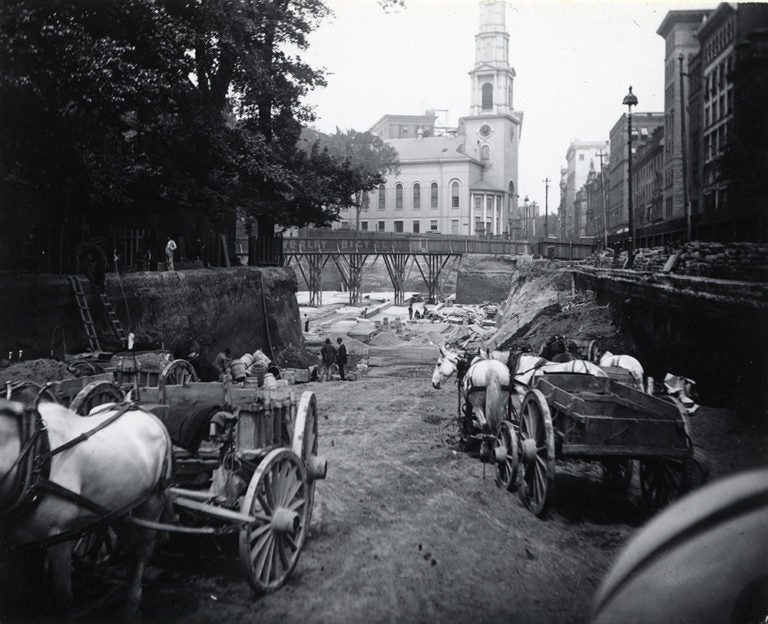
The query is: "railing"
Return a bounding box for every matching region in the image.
[283,233,528,255]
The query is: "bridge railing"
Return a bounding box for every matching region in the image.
[283,233,529,255]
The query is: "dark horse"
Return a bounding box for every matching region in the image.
[539,334,581,363]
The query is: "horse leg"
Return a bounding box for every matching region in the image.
[47,543,74,612]
[122,497,163,617]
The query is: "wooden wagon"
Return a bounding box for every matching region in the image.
[492,372,708,517]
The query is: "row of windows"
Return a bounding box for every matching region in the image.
[359,219,461,234]
[703,17,734,64]
[373,181,462,211]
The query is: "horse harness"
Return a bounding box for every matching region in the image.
[0,401,167,556]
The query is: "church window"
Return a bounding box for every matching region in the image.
[361,221,368,231]
[482,83,493,110]
[430,219,438,231]
[394,220,404,232]
[412,220,420,233]
[395,183,403,210]
[474,196,482,214]
[413,183,421,210]
[378,184,386,210]
[481,145,490,161]
[377,220,385,232]
[451,181,460,209]
[451,219,459,234]
[430,183,438,209]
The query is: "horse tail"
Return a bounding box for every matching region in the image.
[485,368,506,436]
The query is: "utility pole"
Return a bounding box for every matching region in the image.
[543,177,550,239]
[597,150,608,249]
[679,54,691,242]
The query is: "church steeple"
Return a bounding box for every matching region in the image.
[468,0,516,116]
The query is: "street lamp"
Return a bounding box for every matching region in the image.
[623,86,638,268]
[523,195,530,239]
[543,177,550,239]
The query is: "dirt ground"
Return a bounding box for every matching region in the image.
[4,362,764,624]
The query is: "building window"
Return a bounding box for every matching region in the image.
[451,219,459,234]
[412,220,420,233]
[474,195,482,214]
[378,184,386,210]
[413,183,421,210]
[377,221,385,232]
[361,221,368,231]
[579,154,585,161]
[451,181,460,209]
[395,183,403,210]
[430,219,438,232]
[480,145,490,161]
[394,220,403,233]
[665,197,673,219]
[430,182,438,209]
[482,83,493,110]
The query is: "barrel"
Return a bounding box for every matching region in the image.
[240,353,254,369]
[229,358,246,382]
[263,372,277,389]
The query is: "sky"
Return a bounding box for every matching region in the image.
[298,0,716,207]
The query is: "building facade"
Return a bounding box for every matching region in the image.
[563,140,608,239]
[339,0,523,237]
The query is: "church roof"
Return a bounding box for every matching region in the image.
[470,178,505,193]
[386,135,479,164]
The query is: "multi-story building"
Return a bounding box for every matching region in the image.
[690,3,768,240]
[342,0,523,237]
[583,159,610,243]
[607,112,664,238]
[632,127,666,245]
[557,167,568,240]
[657,9,714,225]
[563,140,608,239]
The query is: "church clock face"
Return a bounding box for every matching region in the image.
[479,123,492,139]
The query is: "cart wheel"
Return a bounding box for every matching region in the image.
[601,459,634,493]
[5,381,58,406]
[70,381,124,416]
[439,418,461,448]
[495,420,519,492]
[239,448,311,594]
[518,389,556,516]
[588,340,599,363]
[639,459,687,509]
[291,391,325,515]
[159,359,197,391]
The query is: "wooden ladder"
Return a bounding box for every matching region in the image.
[67,275,101,352]
[98,290,127,345]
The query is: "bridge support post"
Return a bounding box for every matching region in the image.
[382,254,409,306]
[346,254,368,305]
[308,253,329,307]
[413,254,454,304]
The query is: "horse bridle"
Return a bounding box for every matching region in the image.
[0,401,49,516]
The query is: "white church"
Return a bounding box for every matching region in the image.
[338,0,523,237]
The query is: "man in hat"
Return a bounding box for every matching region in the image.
[335,336,348,381]
[319,338,337,382]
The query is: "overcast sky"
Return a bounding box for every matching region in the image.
[299,0,716,207]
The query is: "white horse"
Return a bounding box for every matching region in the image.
[0,399,172,616]
[480,349,607,388]
[592,350,645,390]
[432,347,511,444]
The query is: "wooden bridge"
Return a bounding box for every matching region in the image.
[283,233,540,306]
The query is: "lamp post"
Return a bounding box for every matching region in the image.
[623,86,638,268]
[679,53,691,242]
[523,195,529,239]
[543,177,550,239]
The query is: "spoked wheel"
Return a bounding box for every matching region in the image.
[439,418,461,448]
[239,449,311,595]
[640,459,687,509]
[70,381,124,416]
[159,359,197,391]
[518,389,556,516]
[5,381,58,406]
[494,420,519,492]
[601,459,634,493]
[291,391,326,518]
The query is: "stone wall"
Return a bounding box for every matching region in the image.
[584,242,768,282]
[455,254,519,303]
[0,267,309,367]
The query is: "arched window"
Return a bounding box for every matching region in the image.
[482,83,493,110]
[395,183,403,210]
[451,181,460,209]
[430,182,438,209]
[413,183,421,210]
[481,145,490,161]
[378,184,386,210]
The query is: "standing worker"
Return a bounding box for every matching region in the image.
[214,348,232,378]
[408,303,413,321]
[304,314,310,332]
[335,337,348,381]
[319,338,336,382]
[165,237,177,271]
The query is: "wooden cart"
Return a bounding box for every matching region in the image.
[493,372,708,516]
[130,380,327,593]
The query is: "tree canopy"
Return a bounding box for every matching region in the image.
[0,0,401,265]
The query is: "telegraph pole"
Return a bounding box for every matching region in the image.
[597,150,608,249]
[543,177,550,239]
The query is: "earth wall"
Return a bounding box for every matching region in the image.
[0,267,309,367]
